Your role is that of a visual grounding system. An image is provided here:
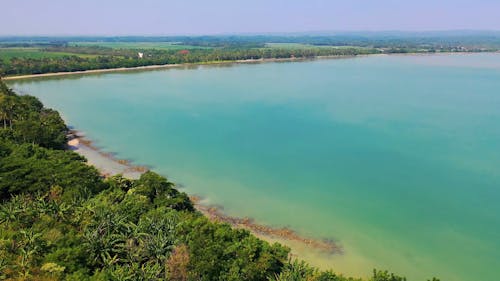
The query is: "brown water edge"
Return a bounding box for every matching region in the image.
[190,195,343,255]
[67,129,343,255]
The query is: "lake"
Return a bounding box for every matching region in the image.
[9,53,500,281]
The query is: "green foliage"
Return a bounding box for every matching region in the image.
[177,215,289,281]
[134,171,194,211]
[270,259,361,281]
[271,260,316,281]
[371,270,406,281]
[12,108,67,148]
[0,141,103,199]
[0,81,67,149]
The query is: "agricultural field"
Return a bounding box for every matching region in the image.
[69,41,211,50]
[264,42,316,49]
[0,47,97,61]
[264,42,370,49]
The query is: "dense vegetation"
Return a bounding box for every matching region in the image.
[2,33,499,76]
[0,46,378,76]
[0,79,440,280]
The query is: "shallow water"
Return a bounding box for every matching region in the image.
[9,53,500,281]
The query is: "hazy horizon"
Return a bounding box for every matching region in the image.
[3,0,500,36]
[2,30,500,38]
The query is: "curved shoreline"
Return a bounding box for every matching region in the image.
[67,130,343,255]
[4,51,497,81]
[2,56,355,81]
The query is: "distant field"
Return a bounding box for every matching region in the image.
[264,43,316,49]
[0,48,97,61]
[265,43,369,49]
[69,41,211,50]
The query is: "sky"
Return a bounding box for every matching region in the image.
[2,0,500,36]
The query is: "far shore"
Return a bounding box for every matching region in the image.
[2,56,346,81]
[4,51,497,81]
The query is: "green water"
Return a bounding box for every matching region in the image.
[9,54,500,281]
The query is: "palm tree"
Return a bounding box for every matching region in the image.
[0,94,16,129]
[0,255,8,280]
[0,202,22,224]
[84,208,131,266]
[270,260,315,281]
[0,94,9,129]
[137,215,178,264]
[18,229,43,278]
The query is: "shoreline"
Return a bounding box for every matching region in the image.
[67,131,343,255]
[67,130,148,179]
[3,51,486,81]
[191,195,342,254]
[2,56,347,81]
[3,51,498,81]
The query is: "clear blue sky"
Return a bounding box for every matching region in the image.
[3,0,500,35]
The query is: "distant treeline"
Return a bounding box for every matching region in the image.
[1,78,445,280]
[173,33,500,48]
[2,32,500,48]
[0,42,68,48]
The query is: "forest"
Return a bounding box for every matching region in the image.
[0,79,443,280]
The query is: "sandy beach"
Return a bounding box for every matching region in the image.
[67,131,146,179]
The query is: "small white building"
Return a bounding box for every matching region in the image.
[138,52,144,59]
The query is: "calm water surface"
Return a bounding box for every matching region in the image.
[9,53,500,281]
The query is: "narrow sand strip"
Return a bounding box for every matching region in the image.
[67,131,145,179]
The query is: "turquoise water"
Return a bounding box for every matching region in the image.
[9,54,500,281]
